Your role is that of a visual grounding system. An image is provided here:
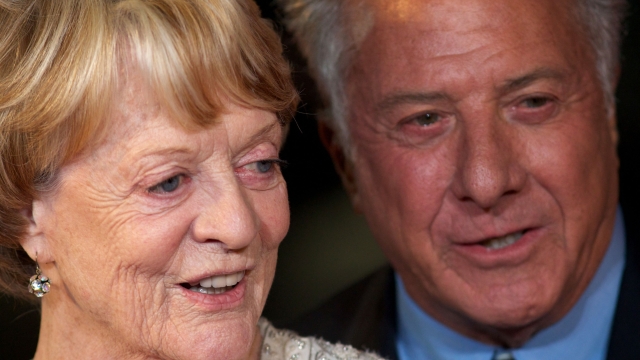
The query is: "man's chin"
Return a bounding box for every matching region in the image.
[452,291,566,347]
[413,274,570,347]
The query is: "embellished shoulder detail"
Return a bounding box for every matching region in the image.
[258,318,386,360]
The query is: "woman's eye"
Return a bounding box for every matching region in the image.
[412,113,440,126]
[256,160,274,173]
[245,159,287,174]
[236,158,287,190]
[148,175,183,194]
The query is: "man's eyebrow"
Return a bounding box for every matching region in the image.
[498,68,567,94]
[376,92,451,113]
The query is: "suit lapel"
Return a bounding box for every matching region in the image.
[606,205,640,359]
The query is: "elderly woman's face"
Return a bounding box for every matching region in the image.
[31,72,289,359]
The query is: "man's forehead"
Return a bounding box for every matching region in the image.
[362,0,574,29]
[342,0,599,113]
[366,0,418,22]
[350,0,588,72]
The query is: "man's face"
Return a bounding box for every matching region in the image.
[339,0,619,345]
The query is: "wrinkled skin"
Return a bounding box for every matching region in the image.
[22,68,289,359]
[326,0,619,347]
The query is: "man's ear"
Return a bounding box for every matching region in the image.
[317,121,362,213]
[608,108,619,148]
[19,200,53,263]
[608,65,621,147]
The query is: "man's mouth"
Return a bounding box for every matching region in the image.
[180,271,245,295]
[479,231,525,250]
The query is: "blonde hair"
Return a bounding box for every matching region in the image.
[0,0,299,302]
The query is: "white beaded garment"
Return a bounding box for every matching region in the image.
[258,318,386,360]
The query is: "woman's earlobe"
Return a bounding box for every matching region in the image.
[19,200,52,263]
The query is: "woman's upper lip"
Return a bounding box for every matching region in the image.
[180,265,254,286]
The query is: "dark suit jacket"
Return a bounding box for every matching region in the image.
[289,208,640,360]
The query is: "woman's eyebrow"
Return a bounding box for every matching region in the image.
[246,118,282,143]
[123,148,196,180]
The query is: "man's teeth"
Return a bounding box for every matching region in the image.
[481,231,524,250]
[188,271,245,295]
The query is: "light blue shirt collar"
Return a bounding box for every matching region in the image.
[396,207,626,360]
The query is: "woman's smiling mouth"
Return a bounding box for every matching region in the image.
[181,270,245,295]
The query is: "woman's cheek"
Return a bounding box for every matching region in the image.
[101,209,189,275]
[256,182,290,250]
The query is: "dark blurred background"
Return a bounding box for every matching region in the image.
[2,0,639,358]
[255,1,386,325]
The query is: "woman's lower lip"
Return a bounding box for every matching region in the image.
[452,227,543,268]
[180,278,246,311]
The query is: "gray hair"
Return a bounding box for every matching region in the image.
[575,0,628,112]
[278,0,628,150]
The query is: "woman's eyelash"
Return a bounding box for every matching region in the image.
[147,174,184,194]
[144,159,287,194]
[249,159,288,173]
[269,159,289,169]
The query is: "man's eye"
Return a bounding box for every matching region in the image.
[412,113,440,126]
[508,95,558,124]
[522,97,550,108]
[148,175,183,194]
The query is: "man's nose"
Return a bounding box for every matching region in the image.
[191,175,259,250]
[451,113,526,209]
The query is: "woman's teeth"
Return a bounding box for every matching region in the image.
[481,231,524,250]
[188,271,245,295]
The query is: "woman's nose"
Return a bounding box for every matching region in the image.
[191,174,259,250]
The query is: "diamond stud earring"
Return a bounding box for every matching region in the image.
[29,254,50,298]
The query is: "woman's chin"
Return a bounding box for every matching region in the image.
[158,315,260,360]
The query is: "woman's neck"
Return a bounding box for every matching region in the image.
[33,293,264,360]
[33,294,139,360]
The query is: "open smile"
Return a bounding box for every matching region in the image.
[452,227,545,267]
[180,270,245,295]
[479,230,526,250]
